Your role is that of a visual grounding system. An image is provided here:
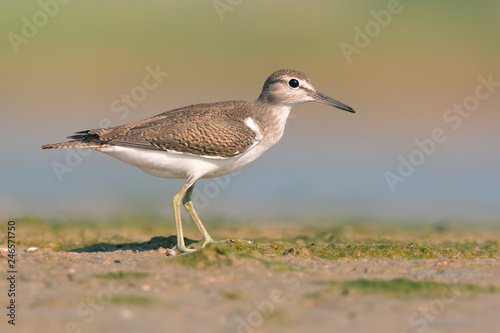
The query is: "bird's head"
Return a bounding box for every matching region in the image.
[257,69,355,113]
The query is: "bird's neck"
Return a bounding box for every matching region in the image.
[252,99,293,143]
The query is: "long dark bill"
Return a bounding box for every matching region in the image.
[312,91,356,113]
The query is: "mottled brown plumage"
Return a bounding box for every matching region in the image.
[42,100,258,158]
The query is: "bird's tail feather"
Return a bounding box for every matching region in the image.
[41,141,102,149]
[42,130,105,149]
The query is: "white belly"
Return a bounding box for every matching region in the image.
[93,138,276,180]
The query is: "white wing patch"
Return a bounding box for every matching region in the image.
[244,117,263,151]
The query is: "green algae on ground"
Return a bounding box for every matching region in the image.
[172,243,238,268]
[316,278,500,298]
[265,309,292,325]
[307,240,499,260]
[8,216,500,260]
[229,237,499,260]
[220,290,246,301]
[229,240,300,257]
[96,271,149,280]
[172,243,298,272]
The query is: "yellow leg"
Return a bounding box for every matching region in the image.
[182,183,215,248]
[173,178,197,253]
[174,177,255,254]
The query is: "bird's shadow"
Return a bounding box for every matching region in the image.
[68,235,199,253]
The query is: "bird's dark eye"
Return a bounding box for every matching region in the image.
[288,78,299,88]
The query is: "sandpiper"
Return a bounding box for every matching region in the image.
[42,69,355,253]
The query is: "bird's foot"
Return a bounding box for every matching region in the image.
[175,244,198,254]
[203,238,255,248]
[173,239,255,255]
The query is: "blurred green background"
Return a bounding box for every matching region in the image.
[1,1,499,222]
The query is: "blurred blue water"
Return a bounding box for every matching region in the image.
[2,113,499,223]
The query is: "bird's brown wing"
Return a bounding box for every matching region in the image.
[45,101,258,158]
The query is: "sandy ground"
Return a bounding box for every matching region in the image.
[1,221,500,333]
